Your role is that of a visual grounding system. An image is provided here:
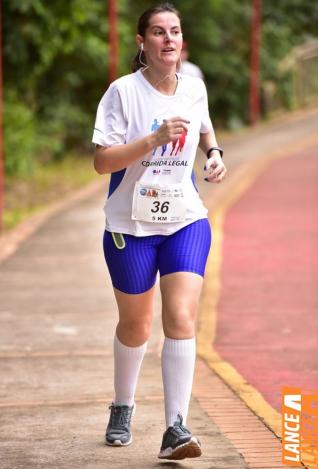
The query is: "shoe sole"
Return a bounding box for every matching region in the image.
[158,437,202,460]
[105,435,132,447]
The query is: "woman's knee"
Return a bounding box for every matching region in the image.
[163,310,195,338]
[117,317,152,344]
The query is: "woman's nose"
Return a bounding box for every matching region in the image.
[163,31,173,41]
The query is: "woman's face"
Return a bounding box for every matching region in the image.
[139,12,183,69]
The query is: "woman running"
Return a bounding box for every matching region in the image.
[92,2,226,461]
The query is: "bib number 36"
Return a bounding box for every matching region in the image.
[151,201,170,214]
[132,181,186,223]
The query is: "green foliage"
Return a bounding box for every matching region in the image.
[177,0,252,127]
[4,88,38,175]
[261,0,318,109]
[119,0,318,126]
[3,0,318,176]
[3,0,107,175]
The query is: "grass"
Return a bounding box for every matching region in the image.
[3,153,100,231]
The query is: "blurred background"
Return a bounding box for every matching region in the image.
[1,0,318,230]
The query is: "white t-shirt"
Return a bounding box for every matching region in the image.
[179,61,204,80]
[92,69,213,236]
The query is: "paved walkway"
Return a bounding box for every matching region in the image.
[0,190,247,469]
[1,107,317,468]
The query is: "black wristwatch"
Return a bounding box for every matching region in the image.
[206,146,223,159]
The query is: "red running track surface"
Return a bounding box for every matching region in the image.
[215,146,318,411]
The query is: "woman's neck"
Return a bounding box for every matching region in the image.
[142,67,178,96]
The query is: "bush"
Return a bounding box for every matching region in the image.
[4,88,38,176]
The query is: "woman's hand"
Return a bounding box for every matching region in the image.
[204,151,227,183]
[154,117,190,146]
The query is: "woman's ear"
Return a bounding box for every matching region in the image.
[136,34,144,50]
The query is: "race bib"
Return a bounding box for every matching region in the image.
[132,181,187,223]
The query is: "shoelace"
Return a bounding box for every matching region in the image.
[173,423,190,436]
[172,414,191,435]
[109,405,132,430]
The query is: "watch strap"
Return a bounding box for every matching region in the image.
[206,146,223,159]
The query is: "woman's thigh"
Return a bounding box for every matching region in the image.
[158,219,211,338]
[160,272,204,339]
[103,231,158,295]
[113,286,155,346]
[158,218,212,279]
[103,231,159,345]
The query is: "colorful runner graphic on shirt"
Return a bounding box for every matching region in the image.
[161,143,167,156]
[170,128,187,156]
[151,118,188,156]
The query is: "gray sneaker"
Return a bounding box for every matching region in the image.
[158,414,201,460]
[105,403,135,446]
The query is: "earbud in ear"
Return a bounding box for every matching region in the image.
[140,43,144,51]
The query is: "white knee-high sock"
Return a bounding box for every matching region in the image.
[161,336,196,428]
[113,334,147,406]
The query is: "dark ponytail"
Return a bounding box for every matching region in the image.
[131,3,181,72]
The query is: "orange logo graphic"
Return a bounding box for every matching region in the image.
[282,387,318,468]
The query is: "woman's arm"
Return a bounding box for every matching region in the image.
[199,129,227,183]
[94,117,190,174]
[94,135,156,174]
[199,129,219,156]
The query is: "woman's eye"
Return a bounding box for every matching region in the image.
[152,29,181,37]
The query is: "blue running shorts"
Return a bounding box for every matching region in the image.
[103,218,212,294]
